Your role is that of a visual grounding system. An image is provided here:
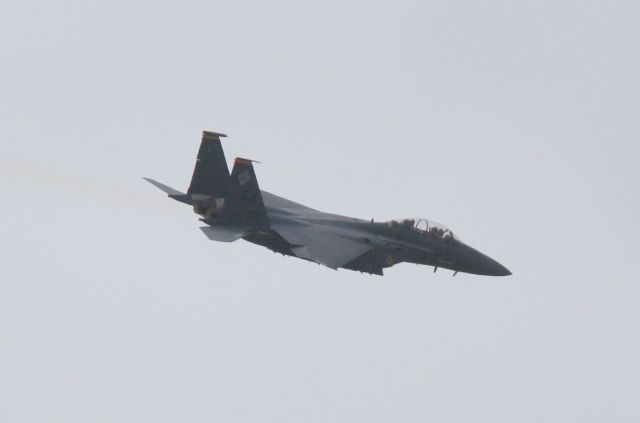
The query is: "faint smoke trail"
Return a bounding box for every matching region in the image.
[1,160,178,209]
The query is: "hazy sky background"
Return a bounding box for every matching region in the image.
[1,0,639,421]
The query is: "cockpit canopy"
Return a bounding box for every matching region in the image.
[387,218,461,243]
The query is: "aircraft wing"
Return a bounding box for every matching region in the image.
[272,223,372,270]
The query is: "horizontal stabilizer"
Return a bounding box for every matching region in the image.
[143,177,184,196]
[200,226,246,242]
[143,177,192,205]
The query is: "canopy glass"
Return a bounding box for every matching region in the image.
[387,218,460,243]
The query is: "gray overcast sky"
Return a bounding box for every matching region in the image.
[1,0,639,421]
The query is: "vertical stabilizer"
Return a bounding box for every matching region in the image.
[187,131,231,198]
[219,158,269,228]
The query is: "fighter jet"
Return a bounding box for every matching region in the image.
[144,131,511,276]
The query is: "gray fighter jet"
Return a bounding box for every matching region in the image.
[144,131,511,276]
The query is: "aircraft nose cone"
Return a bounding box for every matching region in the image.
[461,246,512,276]
[483,255,512,276]
[478,254,511,276]
[492,261,512,276]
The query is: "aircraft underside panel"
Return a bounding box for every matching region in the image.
[343,249,403,276]
[199,225,247,242]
